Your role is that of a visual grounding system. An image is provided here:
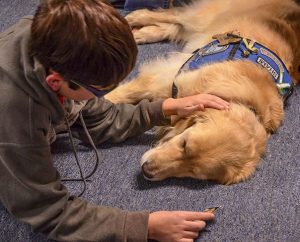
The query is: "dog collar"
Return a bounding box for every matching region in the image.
[172,32,294,101]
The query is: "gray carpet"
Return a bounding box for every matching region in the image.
[1,1,300,242]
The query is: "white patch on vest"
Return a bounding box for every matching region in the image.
[257,57,279,80]
[260,48,284,73]
[199,43,229,56]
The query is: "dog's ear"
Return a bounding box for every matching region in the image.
[284,6,300,25]
[158,115,200,144]
[283,7,300,83]
[289,9,300,82]
[173,112,208,132]
[285,8,300,42]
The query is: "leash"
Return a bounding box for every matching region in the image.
[62,111,100,197]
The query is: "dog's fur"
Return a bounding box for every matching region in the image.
[105,0,300,184]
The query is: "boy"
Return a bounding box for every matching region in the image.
[0,0,229,241]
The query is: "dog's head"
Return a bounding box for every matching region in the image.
[140,104,267,185]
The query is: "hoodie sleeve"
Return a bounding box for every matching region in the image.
[0,144,149,242]
[0,90,149,241]
[73,97,169,144]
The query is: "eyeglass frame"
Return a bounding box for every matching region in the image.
[69,79,118,97]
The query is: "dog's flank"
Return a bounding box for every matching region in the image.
[106,0,300,184]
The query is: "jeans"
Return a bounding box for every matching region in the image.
[124,0,171,11]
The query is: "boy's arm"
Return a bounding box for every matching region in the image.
[74,94,229,144]
[73,97,168,144]
[0,143,149,242]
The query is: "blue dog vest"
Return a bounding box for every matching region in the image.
[172,36,294,101]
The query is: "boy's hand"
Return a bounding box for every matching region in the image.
[148,211,215,242]
[162,94,230,117]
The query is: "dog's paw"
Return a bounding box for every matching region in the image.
[125,9,153,27]
[132,25,166,44]
[132,28,151,44]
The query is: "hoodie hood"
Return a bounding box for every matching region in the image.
[0,16,64,124]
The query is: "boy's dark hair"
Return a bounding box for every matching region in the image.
[30,0,137,86]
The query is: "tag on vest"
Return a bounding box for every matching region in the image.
[260,48,284,76]
[257,56,279,80]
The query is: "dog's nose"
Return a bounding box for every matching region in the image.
[142,162,154,179]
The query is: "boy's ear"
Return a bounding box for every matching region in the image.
[45,72,65,91]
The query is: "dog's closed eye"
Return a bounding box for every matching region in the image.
[181,139,187,150]
[180,138,194,158]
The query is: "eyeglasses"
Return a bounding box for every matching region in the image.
[70,80,118,97]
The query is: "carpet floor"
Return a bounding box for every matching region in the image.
[1,1,299,241]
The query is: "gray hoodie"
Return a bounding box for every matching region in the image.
[0,16,166,241]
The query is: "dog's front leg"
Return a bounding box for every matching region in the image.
[132,23,181,44]
[105,53,187,104]
[126,8,181,28]
[126,8,182,44]
[105,75,157,104]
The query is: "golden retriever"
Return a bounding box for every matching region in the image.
[105,0,300,184]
